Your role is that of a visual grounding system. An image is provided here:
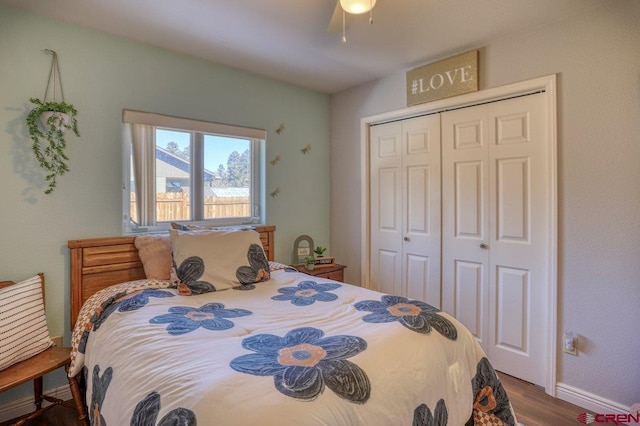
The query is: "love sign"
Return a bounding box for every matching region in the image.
[406,50,478,106]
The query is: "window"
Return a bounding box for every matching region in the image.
[122,110,265,233]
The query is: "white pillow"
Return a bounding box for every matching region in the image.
[169,229,270,295]
[0,275,54,371]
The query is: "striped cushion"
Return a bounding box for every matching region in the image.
[0,275,53,371]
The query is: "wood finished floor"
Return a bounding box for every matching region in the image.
[496,372,615,425]
[1,373,610,425]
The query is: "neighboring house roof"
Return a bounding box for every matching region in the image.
[156,147,248,197]
[173,187,249,197]
[156,146,216,181]
[204,187,249,197]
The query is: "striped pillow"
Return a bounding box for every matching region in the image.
[0,275,53,371]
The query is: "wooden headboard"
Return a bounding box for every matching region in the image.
[68,225,275,328]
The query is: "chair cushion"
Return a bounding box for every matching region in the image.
[0,275,53,371]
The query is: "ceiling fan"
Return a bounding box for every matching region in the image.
[328,0,378,41]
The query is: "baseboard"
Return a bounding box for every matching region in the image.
[0,384,71,422]
[556,382,636,422]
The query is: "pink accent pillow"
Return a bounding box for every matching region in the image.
[134,235,173,280]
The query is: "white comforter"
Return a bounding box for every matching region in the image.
[70,267,516,425]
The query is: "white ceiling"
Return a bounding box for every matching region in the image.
[2,0,610,94]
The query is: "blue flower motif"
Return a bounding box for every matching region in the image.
[131,391,196,425]
[96,289,175,329]
[272,281,341,306]
[118,289,175,311]
[175,256,215,295]
[236,243,271,285]
[89,365,112,426]
[413,400,448,426]
[233,283,256,291]
[354,295,457,340]
[230,327,370,403]
[149,303,252,335]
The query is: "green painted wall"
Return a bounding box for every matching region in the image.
[0,4,329,404]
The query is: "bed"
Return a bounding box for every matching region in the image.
[67,225,516,425]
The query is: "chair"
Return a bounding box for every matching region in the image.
[0,274,88,426]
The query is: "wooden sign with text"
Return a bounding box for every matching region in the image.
[406,50,478,106]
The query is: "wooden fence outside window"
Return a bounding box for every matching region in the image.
[130,192,250,222]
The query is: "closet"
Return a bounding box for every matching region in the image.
[368,91,551,387]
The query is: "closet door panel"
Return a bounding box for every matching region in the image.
[370,122,403,294]
[496,157,529,241]
[495,266,529,352]
[441,104,490,348]
[406,253,430,301]
[487,93,548,386]
[454,260,484,342]
[406,165,429,234]
[402,115,441,306]
[369,115,440,306]
[455,161,483,238]
[442,92,548,387]
[376,249,401,295]
[378,168,400,230]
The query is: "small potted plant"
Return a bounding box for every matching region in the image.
[314,246,326,257]
[303,255,316,271]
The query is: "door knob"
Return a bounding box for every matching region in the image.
[480,243,489,249]
[404,236,410,242]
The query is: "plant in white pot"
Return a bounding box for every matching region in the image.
[26,49,79,194]
[303,255,316,271]
[26,98,79,194]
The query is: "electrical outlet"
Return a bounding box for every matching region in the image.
[51,335,63,347]
[564,331,577,356]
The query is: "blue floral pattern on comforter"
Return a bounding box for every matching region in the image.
[355,295,457,340]
[70,269,516,425]
[271,280,341,305]
[230,327,369,403]
[150,303,252,335]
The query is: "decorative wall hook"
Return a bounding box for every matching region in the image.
[270,187,281,197]
[43,49,64,103]
[270,155,281,166]
[276,123,285,134]
[301,144,311,154]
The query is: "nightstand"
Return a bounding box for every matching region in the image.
[295,264,346,282]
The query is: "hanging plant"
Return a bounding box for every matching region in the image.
[26,49,80,194]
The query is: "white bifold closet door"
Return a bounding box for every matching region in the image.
[369,114,442,307]
[441,92,549,386]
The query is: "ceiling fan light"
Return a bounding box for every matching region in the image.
[340,0,377,15]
